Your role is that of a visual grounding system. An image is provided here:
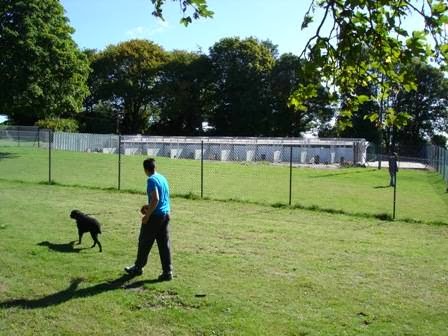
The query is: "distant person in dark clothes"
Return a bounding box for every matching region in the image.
[388,152,399,187]
[124,158,173,281]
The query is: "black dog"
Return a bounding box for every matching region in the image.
[69,210,102,252]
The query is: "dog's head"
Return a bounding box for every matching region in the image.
[70,209,82,220]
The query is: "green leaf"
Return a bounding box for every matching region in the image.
[367,113,379,123]
[432,2,447,15]
[301,14,314,30]
[356,95,370,104]
[180,17,193,26]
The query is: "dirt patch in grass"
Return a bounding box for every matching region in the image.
[131,289,204,310]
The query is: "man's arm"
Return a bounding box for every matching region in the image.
[142,188,159,224]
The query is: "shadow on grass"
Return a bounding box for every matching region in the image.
[308,168,377,179]
[373,185,391,189]
[37,241,86,253]
[0,274,163,309]
[0,152,19,161]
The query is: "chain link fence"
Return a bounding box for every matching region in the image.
[0,127,369,199]
[1,127,448,222]
[0,125,47,147]
[365,142,436,171]
[427,144,448,185]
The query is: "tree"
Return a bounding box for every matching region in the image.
[208,37,275,136]
[78,100,118,134]
[0,0,89,125]
[293,1,447,135]
[332,84,379,142]
[151,50,211,135]
[150,0,448,129]
[432,134,447,148]
[391,61,448,155]
[333,61,448,156]
[271,53,334,136]
[35,118,79,132]
[87,40,167,134]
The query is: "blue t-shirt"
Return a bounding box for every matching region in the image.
[147,172,170,216]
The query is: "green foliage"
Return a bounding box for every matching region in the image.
[392,61,448,153]
[35,118,79,132]
[150,0,214,25]
[152,50,212,135]
[325,61,448,155]
[272,54,335,136]
[432,134,447,148]
[331,86,380,142]
[151,0,447,132]
[87,40,168,134]
[208,37,276,136]
[82,36,336,137]
[84,38,335,137]
[77,100,117,134]
[298,0,448,128]
[0,0,90,125]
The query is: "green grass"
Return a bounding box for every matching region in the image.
[0,139,40,147]
[1,146,447,223]
[0,180,448,335]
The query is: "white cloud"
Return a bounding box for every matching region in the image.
[126,20,169,39]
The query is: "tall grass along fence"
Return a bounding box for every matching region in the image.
[1,126,448,223]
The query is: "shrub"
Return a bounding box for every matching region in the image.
[35,118,79,132]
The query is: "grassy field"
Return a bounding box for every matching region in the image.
[0,145,447,224]
[0,180,448,335]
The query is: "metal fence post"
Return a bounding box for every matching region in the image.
[118,135,122,191]
[17,126,20,146]
[201,140,204,198]
[393,173,397,220]
[289,146,293,206]
[48,129,52,184]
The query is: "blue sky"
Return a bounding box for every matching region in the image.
[59,0,430,55]
[60,0,314,55]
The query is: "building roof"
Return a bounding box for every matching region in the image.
[121,136,368,146]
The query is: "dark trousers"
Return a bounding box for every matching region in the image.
[134,214,172,273]
[389,172,396,186]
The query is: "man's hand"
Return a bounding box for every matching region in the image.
[140,205,149,215]
[140,205,149,224]
[141,189,159,225]
[141,215,149,225]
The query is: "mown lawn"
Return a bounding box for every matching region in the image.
[0,180,447,335]
[0,145,447,223]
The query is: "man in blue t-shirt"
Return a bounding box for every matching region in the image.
[125,158,173,281]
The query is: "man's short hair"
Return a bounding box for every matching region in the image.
[143,158,156,172]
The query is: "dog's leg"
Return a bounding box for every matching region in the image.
[90,232,102,252]
[77,231,83,245]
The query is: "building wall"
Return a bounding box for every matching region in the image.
[50,133,369,165]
